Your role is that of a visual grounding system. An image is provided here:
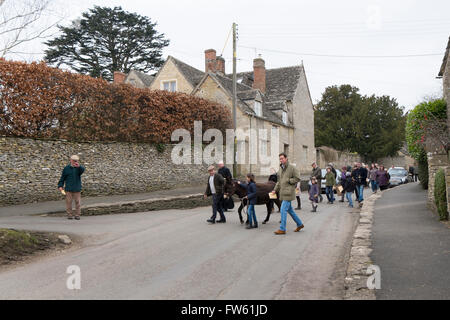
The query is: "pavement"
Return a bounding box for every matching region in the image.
[371,182,450,300]
[0,192,359,300]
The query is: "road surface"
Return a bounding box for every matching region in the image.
[0,194,359,299]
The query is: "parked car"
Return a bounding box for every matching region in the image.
[388,167,409,187]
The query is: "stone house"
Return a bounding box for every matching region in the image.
[434,36,450,214]
[113,49,316,175]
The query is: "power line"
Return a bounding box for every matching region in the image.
[238,45,443,58]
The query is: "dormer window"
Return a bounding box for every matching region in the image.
[254,101,262,117]
[282,111,288,125]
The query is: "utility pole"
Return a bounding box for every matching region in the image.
[232,22,237,178]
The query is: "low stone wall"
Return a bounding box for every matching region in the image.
[316,146,361,169]
[0,137,209,205]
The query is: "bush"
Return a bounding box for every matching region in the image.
[405,98,447,190]
[434,169,448,220]
[418,149,429,190]
[0,59,232,143]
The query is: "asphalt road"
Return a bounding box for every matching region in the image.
[371,183,450,300]
[0,194,359,300]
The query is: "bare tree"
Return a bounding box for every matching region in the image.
[0,0,61,57]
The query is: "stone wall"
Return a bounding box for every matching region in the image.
[0,137,209,205]
[316,146,361,170]
[377,152,416,169]
[426,152,449,214]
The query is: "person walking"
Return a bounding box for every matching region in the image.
[295,181,302,210]
[376,165,391,191]
[309,177,319,212]
[58,155,85,220]
[353,162,367,207]
[240,174,258,229]
[369,163,379,193]
[324,167,336,204]
[343,172,356,208]
[339,166,347,202]
[311,162,323,202]
[413,166,419,182]
[218,161,233,212]
[204,165,226,224]
[271,153,304,235]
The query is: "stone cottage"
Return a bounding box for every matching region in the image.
[113,49,316,175]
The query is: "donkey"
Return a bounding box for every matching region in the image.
[224,179,281,224]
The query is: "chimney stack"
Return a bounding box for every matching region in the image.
[205,49,217,73]
[216,56,225,74]
[252,56,266,93]
[113,71,126,84]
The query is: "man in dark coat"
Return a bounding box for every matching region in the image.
[352,162,367,207]
[58,155,85,220]
[218,161,233,211]
[204,165,226,224]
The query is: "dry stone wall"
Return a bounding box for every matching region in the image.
[0,137,209,205]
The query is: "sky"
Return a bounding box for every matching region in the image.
[3,0,450,111]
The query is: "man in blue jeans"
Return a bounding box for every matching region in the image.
[271,153,304,235]
[353,162,367,208]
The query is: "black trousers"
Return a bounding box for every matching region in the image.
[211,193,226,221]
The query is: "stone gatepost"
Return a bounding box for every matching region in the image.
[427,152,449,213]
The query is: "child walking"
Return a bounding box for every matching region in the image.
[295,181,301,210]
[309,177,319,212]
[239,173,258,229]
[343,172,355,208]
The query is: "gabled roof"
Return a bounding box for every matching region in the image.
[170,56,205,87]
[208,73,289,127]
[228,65,303,104]
[438,36,450,77]
[126,70,154,87]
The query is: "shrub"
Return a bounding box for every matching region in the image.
[405,99,447,190]
[0,59,232,143]
[418,149,429,190]
[434,169,448,220]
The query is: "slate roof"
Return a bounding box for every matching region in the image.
[170,56,205,87]
[231,65,302,104]
[438,36,450,77]
[130,70,154,87]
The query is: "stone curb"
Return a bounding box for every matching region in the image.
[37,193,212,216]
[343,186,398,300]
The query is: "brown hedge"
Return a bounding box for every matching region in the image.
[0,59,232,143]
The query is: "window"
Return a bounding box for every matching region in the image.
[260,139,268,156]
[254,101,262,117]
[162,80,177,92]
[282,111,288,125]
[302,145,308,163]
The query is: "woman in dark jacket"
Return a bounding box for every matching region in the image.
[376,165,390,191]
[239,173,258,229]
